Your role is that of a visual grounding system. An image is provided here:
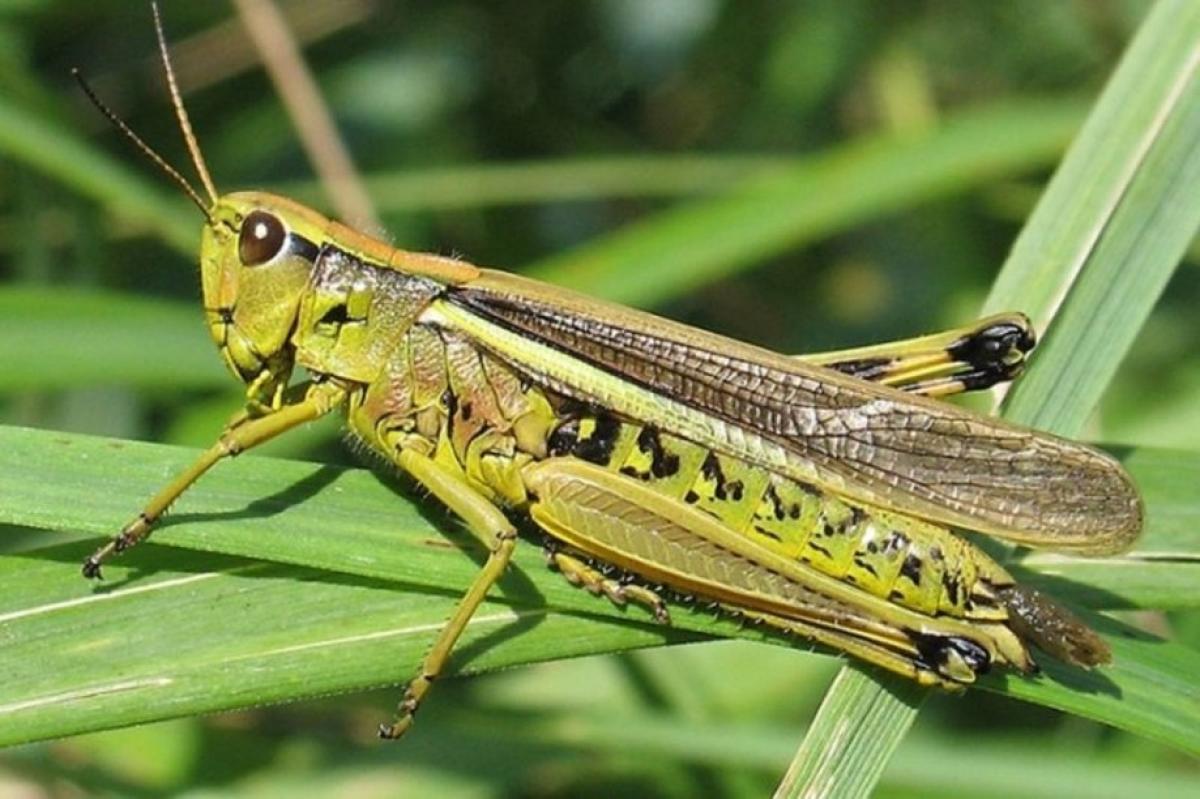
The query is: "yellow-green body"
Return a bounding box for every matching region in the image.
[173,190,1138,695]
[342,302,1028,680]
[77,12,1141,739]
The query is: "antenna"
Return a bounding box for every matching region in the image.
[72,67,213,222]
[151,2,218,205]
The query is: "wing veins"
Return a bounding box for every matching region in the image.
[445,277,1142,549]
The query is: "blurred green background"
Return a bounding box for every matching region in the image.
[1,0,1198,796]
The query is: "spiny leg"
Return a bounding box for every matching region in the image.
[82,381,345,579]
[798,312,1035,398]
[733,607,951,688]
[522,457,1018,687]
[379,447,518,740]
[545,544,671,624]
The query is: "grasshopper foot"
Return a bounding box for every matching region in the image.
[380,676,429,740]
[546,546,671,624]
[377,718,413,740]
[81,556,104,580]
[82,516,154,581]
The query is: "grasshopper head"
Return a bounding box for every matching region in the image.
[77,7,475,390]
[74,9,332,390]
[201,192,330,384]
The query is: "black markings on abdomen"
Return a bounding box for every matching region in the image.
[900,553,923,586]
[547,418,579,456]
[637,426,680,478]
[572,413,622,466]
[701,452,739,500]
[942,571,961,605]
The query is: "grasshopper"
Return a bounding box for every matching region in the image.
[75,7,1142,739]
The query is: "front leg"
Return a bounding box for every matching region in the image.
[378,447,518,740]
[82,380,346,579]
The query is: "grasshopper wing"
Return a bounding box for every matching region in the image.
[434,272,1142,556]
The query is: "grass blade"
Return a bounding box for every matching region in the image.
[986,0,1200,435]
[0,426,1196,752]
[773,669,924,799]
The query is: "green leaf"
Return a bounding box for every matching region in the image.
[0,542,694,746]
[0,426,1196,752]
[0,429,703,746]
[982,611,1200,752]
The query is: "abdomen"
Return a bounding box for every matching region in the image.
[543,407,1015,624]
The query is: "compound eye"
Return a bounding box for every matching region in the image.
[239,210,287,266]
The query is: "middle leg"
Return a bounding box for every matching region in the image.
[378,447,518,740]
[545,543,671,624]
